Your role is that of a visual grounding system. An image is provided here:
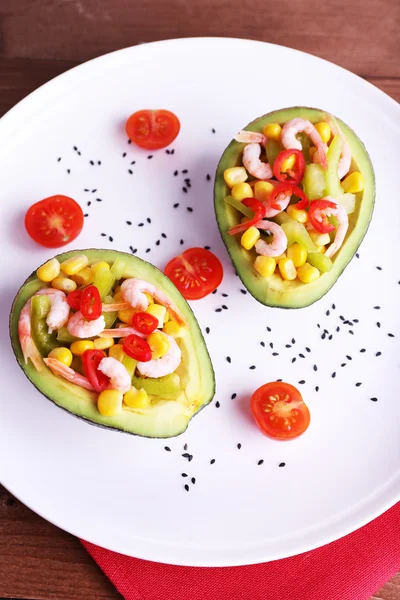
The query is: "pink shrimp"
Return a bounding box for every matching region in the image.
[44,358,96,391]
[315,197,348,258]
[120,278,187,327]
[98,357,131,393]
[281,118,328,169]
[234,131,267,145]
[242,143,273,180]
[254,220,288,257]
[67,311,105,338]
[100,327,145,338]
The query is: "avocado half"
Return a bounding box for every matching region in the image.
[214,106,375,308]
[9,249,215,438]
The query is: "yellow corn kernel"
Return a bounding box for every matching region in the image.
[263,123,282,140]
[254,181,274,203]
[113,291,124,302]
[108,344,125,362]
[123,387,149,409]
[297,262,320,283]
[280,153,296,173]
[48,347,73,367]
[231,182,253,201]
[71,266,94,286]
[51,277,77,293]
[254,256,276,278]
[90,260,110,275]
[315,245,326,254]
[118,306,137,325]
[287,243,308,268]
[163,320,182,337]
[223,167,248,188]
[36,258,60,283]
[309,230,331,246]
[144,292,154,305]
[309,146,318,160]
[148,331,170,359]
[60,254,89,276]
[146,304,167,328]
[94,337,115,351]
[70,340,95,356]
[241,226,260,250]
[287,205,308,223]
[279,257,297,281]
[98,390,123,417]
[315,121,331,143]
[342,171,364,194]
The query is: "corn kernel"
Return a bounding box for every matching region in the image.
[279,257,297,281]
[163,321,182,337]
[60,254,89,276]
[287,243,308,267]
[231,182,253,201]
[254,181,274,203]
[297,262,320,283]
[108,344,125,362]
[90,261,110,275]
[94,337,115,351]
[309,146,318,160]
[263,123,282,140]
[147,331,170,359]
[37,258,60,282]
[51,277,77,293]
[123,387,149,409]
[70,340,95,356]
[241,226,260,250]
[223,167,248,188]
[71,266,94,286]
[98,390,123,417]
[342,171,364,194]
[144,292,154,305]
[315,122,331,143]
[280,153,296,173]
[118,306,137,324]
[254,256,276,278]
[309,230,331,246]
[113,291,124,302]
[315,245,326,254]
[146,304,166,328]
[274,252,287,261]
[48,347,73,367]
[287,205,308,223]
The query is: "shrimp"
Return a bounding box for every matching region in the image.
[242,143,273,180]
[312,139,351,180]
[254,220,288,258]
[67,310,105,339]
[100,327,145,338]
[137,333,181,378]
[120,278,187,327]
[18,288,70,371]
[316,197,348,258]
[98,357,131,393]
[234,131,267,145]
[44,357,96,391]
[264,190,291,218]
[281,118,328,169]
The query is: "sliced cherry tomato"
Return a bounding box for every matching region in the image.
[228,198,266,235]
[132,312,158,335]
[273,149,306,184]
[25,195,83,248]
[123,334,152,362]
[308,199,336,233]
[66,289,83,311]
[251,382,310,440]
[164,247,223,300]
[125,109,180,150]
[268,183,309,211]
[80,285,102,321]
[82,349,109,392]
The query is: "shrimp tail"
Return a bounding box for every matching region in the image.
[234,130,267,145]
[21,337,43,372]
[44,358,96,391]
[102,302,130,312]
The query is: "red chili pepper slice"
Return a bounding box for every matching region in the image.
[273,149,306,185]
[132,312,159,335]
[82,349,109,392]
[66,289,83,311]
[268,183,309,211]
[123,334,152,362]
[80,285,102,321]
[228,198,266,235]
[308,199,337,233]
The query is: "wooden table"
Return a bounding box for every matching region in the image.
[0,1,399,598]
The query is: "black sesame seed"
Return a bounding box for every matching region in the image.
[388,333,395,338]
[329,334,333,340]
[222,305,228,310]
[174,170,178,176]
[332,304,336,309]
[272,352,279,357]
[240,289,247,295]
[258,459,264,466]
[129,247,137,254]
[187,207,193,212]
[222,293,228,298]
[215,401,220,408]
[211,128,216,133]
[292,358,296,363]
[147,218,151,223]
[182,473,188,477]
[346,355,352,360]
[191,478,196,485]
[226,356,231,363]
[182,169,188,174]
[266,326,272,332]
[67,169,70,174]
[84,213,89,217]
[84,188,89,192]
[182,453,190,459]
[173,203,179,208]
[131,161,136,165]
[313,365,318,371]
[336,326,340,332]
[127,139,131,144]
[210,459,215,464]
[376,322,381,328]
[206,174,211,181]
[326,310,330,316]
[57,157,61,162]
[109,236,113,242]
[374,306,381,310]
[161,233,167,238]
[340,316,345,321]
[270,343,274,349]
[126,220,132,225]
[87,201,91,207]
[188,455,193,462]
[276,378,283,382]
[299,353,305,358]
[171,149,175,154]
[356,382,362,387]
[97,161,101,165]
[360,348,366,353]
[128,169,133,174]
[164,446,171,452]
[204,245,211,250]
[138,223,144,227]
[122,152,127,157]
[285,344,292,348]
[376,266,382,271]
[376,351,382,357]
[341,363,346,367]
[212,289,217,294]
[101,233,106,237]
[321,333,326,340]
[73,145,78,151]
[96,198,103,203]
[182,187,187,193]
[184,484,189,492]
[249,365,256,370]
[215,308,222,313]
[260,341,265,347]
[332,372,336,378]
[279,462,286,467]
[147,155,153,159]
[292,338,296,344]
[298,380,305,384]
[90,160,94,165]
[205,327,210,334]
[315,386,319,392]
[231,393,237,400]
[166,149,170,154]
[317,324,321,328]
[145,248,151,253]
[356,252,360,258]
[370,397,378,402]
[305,346,310,352]
[184,444,188,451]
[237,443,242,449]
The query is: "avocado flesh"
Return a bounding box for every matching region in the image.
[214,106,375,308]
[9,249,215,438]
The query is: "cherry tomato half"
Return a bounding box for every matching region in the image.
[132,312,158,335]
[164,248,224,300]
[25,195,83,248]
[80,285,102,321]
[82,349,109,392]
[123,334,152,362]
[251,382,310,440]
[125,109,180,150]
[66,289,83,311]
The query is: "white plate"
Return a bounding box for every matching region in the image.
[0,38,399,567]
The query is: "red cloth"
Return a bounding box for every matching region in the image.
[82,502,400,600]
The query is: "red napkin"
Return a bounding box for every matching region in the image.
[82,501,400,600]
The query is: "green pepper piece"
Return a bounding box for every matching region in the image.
[307,252,333,273]
[325,135,344,199]
[302,163,326,200]
[296,132,311,164]
[281,221,316,252]
[93,269,115,300]
[110,257,126,280]
[131,372,181,395]
[265,139,282,166]
[30,296,60,357]
[224,196,253,218]
[123,355,137,378]
[273,211,294,225]
[70,355,84,375]
[57,326,77,344]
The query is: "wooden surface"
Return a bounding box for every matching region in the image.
[0,1,399,599]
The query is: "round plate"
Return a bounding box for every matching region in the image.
[0,38,399,566]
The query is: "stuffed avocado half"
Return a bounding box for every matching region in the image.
[9,249,215,438]
[214,107,375,308]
